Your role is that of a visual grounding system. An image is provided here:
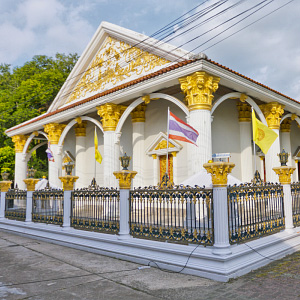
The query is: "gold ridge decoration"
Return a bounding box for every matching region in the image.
[23,178,40,192]
[280,118,292,132]
[273,166,295,184]
[203,161,235,187]
[259,102,285,129]
[75,120,87,136]
[66,37,170,104]
[59,175,79,191]
[113,170,137,189]
[179,71,220,111]
[237,102,251,122]
[0,181,12,192]
[12,135,28,153]
[44,123,67,144]
[131,103,146,123]
[97,103,127,131]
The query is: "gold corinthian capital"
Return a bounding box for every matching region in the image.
[259,102,285,130]
[97,103,127,131]
[44,123,67,144]
[179,71,220,111]
[12,135,28,153]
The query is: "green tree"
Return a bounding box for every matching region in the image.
[0,53,78,175]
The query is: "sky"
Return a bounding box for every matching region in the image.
[0,0,299,100]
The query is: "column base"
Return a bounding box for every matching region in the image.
[212,244,232,256]
[118,233,132,240]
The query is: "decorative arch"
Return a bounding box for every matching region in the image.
[27,141,48,159]
[23,130,48,155]
[58,116,103,147]
[280,113,300,126]
[115,93,189,134]
[211,92,267,125]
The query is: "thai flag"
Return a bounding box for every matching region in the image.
[45,143,55,162]
[168,111,199,146]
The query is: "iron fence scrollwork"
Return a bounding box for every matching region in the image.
[5,188,27,221]
[130,185,213,245]
[71,180,120,233]
[291,183,300,227]
[228,182,285,244]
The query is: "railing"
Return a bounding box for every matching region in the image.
[129,186,213,245]
[228,183,284,244]
[32,186,64,225]
[291,183,300,227]
[5,189,27,221]
[71,182,120,234]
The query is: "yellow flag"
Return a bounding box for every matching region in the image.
[94,128,102,164]
[252,110,278,154]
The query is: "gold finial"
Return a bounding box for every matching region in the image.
[12,135,28,153]
[97,103,126,131]
[179,71,220,111]
[259,102,284,129]
[44,123,67,144]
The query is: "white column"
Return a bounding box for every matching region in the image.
[25,191,33,223]
[265,129,280,183]
[75,135,86,188]
[62,190,72,229]
[48,144,62,188]
[104,131,118,188]
[153,155,158,186]
[118,189,131,239]
[294,160,299,182]
[172,152,178,184]
[0,191,6,219]
[212,186,232,255]
[14,153,27,190]
[239,122,253,182]
[188,109,211,177]
[281,131,292,165]
[132,122,145,188]
[282,184,294,232]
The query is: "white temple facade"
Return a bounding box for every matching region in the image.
[6,22,300,189]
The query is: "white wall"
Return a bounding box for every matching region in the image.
[212,100,242,181]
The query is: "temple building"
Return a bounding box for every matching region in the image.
[6,22,300,189]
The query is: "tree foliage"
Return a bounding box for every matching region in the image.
[0,53,78,176]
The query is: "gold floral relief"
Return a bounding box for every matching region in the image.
[66,37,170,104]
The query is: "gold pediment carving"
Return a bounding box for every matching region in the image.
[66,37,170,104]
[155,140,175,150]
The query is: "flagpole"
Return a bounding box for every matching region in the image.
[94,127,97,181]
[252,107,257,175]
[166,107,170,177]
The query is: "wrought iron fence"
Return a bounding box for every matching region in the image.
[32,186,64,225]
[5,189,27,221]
[129,186,213,245]
[291,183,300,227]
[71,181,120,234]
[228,183,284,244]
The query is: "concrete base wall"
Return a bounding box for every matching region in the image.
[0,219,300,282]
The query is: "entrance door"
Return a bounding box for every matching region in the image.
[159,155,173,183]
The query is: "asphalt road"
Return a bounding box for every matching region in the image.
[0,229,299,300]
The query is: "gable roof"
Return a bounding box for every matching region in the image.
[47,21,192,112]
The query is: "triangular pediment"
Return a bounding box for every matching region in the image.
[146,132,182,156]
[65,36,170,105]
[48,22,191,112]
